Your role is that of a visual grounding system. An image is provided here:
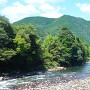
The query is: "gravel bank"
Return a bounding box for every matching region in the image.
[12,77,90,90]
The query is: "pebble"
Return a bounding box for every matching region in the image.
[12,77,90,90]
[0,77,3,81]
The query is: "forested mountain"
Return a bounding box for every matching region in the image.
[0,16,45,72]
[0,15,89,72]
[14,15,90,45]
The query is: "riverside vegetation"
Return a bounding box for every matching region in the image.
[0,15,89,73]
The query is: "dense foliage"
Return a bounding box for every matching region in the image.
[0,16,89,72]
[14,15,90,45]
[42,27,89,68]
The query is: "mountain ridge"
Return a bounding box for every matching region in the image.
[13,15,90,45]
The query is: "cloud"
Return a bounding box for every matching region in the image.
[48,0,66,3]
[24,0,46,5]
[25,0,65,5]
[39,3,63,18]
[1,0,64,22]
[1,1,39,22]
[39,3,56,11]
[76,3,90,13]
[40,11,63,18]
[0,0,8,4]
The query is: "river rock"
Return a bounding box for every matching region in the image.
[0,77,3,81]
[12,77,90,90]
[48,67,66,72]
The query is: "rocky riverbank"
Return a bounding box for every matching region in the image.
[48,67,66,72]
[0,67,66,81]
[0,71,46,81]
[12,77,90,90]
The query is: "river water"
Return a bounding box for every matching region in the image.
[0,62,90,90]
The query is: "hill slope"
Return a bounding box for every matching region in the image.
[14,15,90,45]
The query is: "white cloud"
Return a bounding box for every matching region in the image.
[25,0,46,5]
[40,11,63,18]
[0,0,8,4]
[39,3,63,18]
[39,3,56,11]
[76,3,90,13]
[1,1,39,22]
[48,0,66,3]
[25,0,65,5]
[1,0,64,22]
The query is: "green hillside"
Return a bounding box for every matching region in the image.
[14,15,90,45]
[0,15,89,72]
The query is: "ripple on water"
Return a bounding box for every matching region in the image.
[1,62,90,89]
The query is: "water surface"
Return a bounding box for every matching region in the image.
[0,62,90,90]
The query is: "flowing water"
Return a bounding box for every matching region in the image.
[0,62,90,90]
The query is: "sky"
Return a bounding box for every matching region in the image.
[0,0,90,22]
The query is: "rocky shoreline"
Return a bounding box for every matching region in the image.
[0,67,66,81]
[48,67,66,72]
[0,71,46,81]
[12,76,90,90]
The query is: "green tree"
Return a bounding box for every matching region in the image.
[14,35,30,53]
[58,27,89,66]
[42,35,59,69]
[0,16,16,61]
[13,24,45,71]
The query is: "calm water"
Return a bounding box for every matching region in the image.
[0,62,90,90]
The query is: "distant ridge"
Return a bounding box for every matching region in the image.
[14,15,90,45]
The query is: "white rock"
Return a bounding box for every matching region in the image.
[0,77,3,81]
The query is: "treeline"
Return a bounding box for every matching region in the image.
[0,16,89,72]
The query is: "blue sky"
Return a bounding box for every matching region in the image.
[0,0,90,22]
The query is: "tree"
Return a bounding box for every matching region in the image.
[29,33,44,70]
[42,27,89,69]
[14,35,30,53]
[58,27,89,66]
[0,16,15,61]
[0,16,15,48]
[13,24,45,71]
[42,35,59,69]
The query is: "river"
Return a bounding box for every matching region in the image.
[0,62,90,90]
